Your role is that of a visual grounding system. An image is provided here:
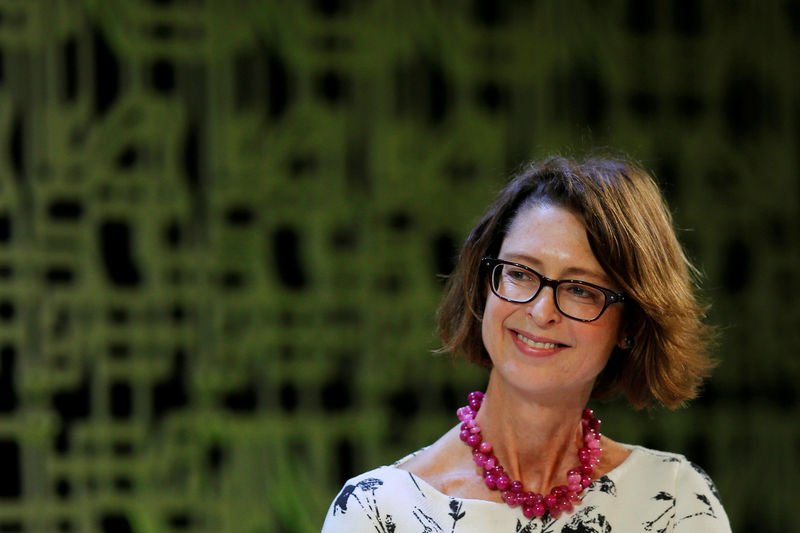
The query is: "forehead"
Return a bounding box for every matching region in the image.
[503,203,587,248]
[500,204,609,281]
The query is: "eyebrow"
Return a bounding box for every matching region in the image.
[500,252,612,285]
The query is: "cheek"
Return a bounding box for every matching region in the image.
[583,315,623,362]
[481,297,510,352]
[480,300,495,348]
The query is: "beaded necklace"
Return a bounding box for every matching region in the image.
[457,391,602,519]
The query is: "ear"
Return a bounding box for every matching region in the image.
[617,335,633,350]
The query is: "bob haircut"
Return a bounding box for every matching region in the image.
[437,155,715,409]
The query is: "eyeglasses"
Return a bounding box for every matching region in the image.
[482,257,625,322]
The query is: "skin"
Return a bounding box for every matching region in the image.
[400,203,632,502]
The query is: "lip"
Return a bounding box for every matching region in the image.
[508,328,569,358]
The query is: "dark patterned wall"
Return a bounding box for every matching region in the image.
[0,1,797,532]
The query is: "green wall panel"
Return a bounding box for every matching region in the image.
[0,1,797,531]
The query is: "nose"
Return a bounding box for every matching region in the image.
[526,286,562,325]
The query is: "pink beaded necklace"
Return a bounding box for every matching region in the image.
[457,391,603,520]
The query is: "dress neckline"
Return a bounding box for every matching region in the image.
[389,443,645,507]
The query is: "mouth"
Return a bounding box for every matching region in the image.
[511,330,568,351]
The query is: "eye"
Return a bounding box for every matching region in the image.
[568,285,589,297]
[562,283,602,302]
[504,266,534,282]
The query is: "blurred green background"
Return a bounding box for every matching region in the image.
[0,0,798,531]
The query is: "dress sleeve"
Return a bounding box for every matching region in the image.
[320,499,371,532]
[321,477,396,533]
[673,461,732,533]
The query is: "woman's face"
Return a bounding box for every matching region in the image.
[481,203,625,402]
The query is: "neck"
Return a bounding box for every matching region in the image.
[474,371,592,494]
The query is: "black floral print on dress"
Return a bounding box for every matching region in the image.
[321,445,731,532]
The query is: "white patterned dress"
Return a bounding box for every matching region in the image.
[321,444,731,533]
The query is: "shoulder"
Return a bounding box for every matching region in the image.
[621,445,716,493]
[624,446,719,492]
[321,462,430,532]
[617,445,731,532]
[396,425,492,501]
[329,463,425,513]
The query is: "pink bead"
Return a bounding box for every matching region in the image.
[484,474,497,490]
[459,430,470,442]
[469,398,481,410]
[466,434,481,448]
[490,465,504,478]
[582,408,593,419]
[510,480,523,493]
[568,483,582,493]
[501,490,518,506]
[567,472,581,485]
[495,475,510,491]
[484,457,497,470]
[468,391,483,402]
[544,494,557,508]
[532,502,547,517]
[581,476,592,488]
[469,426,481,434]
[472,452,487,466]
[521,492,536,507]
[587,439,600,449]
[479,441,492,454]
[522,505,535,518]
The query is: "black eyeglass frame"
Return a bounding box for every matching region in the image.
[481,257,626,322]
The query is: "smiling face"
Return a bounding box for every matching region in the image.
[481,203,626,402]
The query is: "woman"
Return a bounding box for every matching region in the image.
[322,156,731,532]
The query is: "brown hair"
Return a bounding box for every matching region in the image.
[437,155,716,409]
